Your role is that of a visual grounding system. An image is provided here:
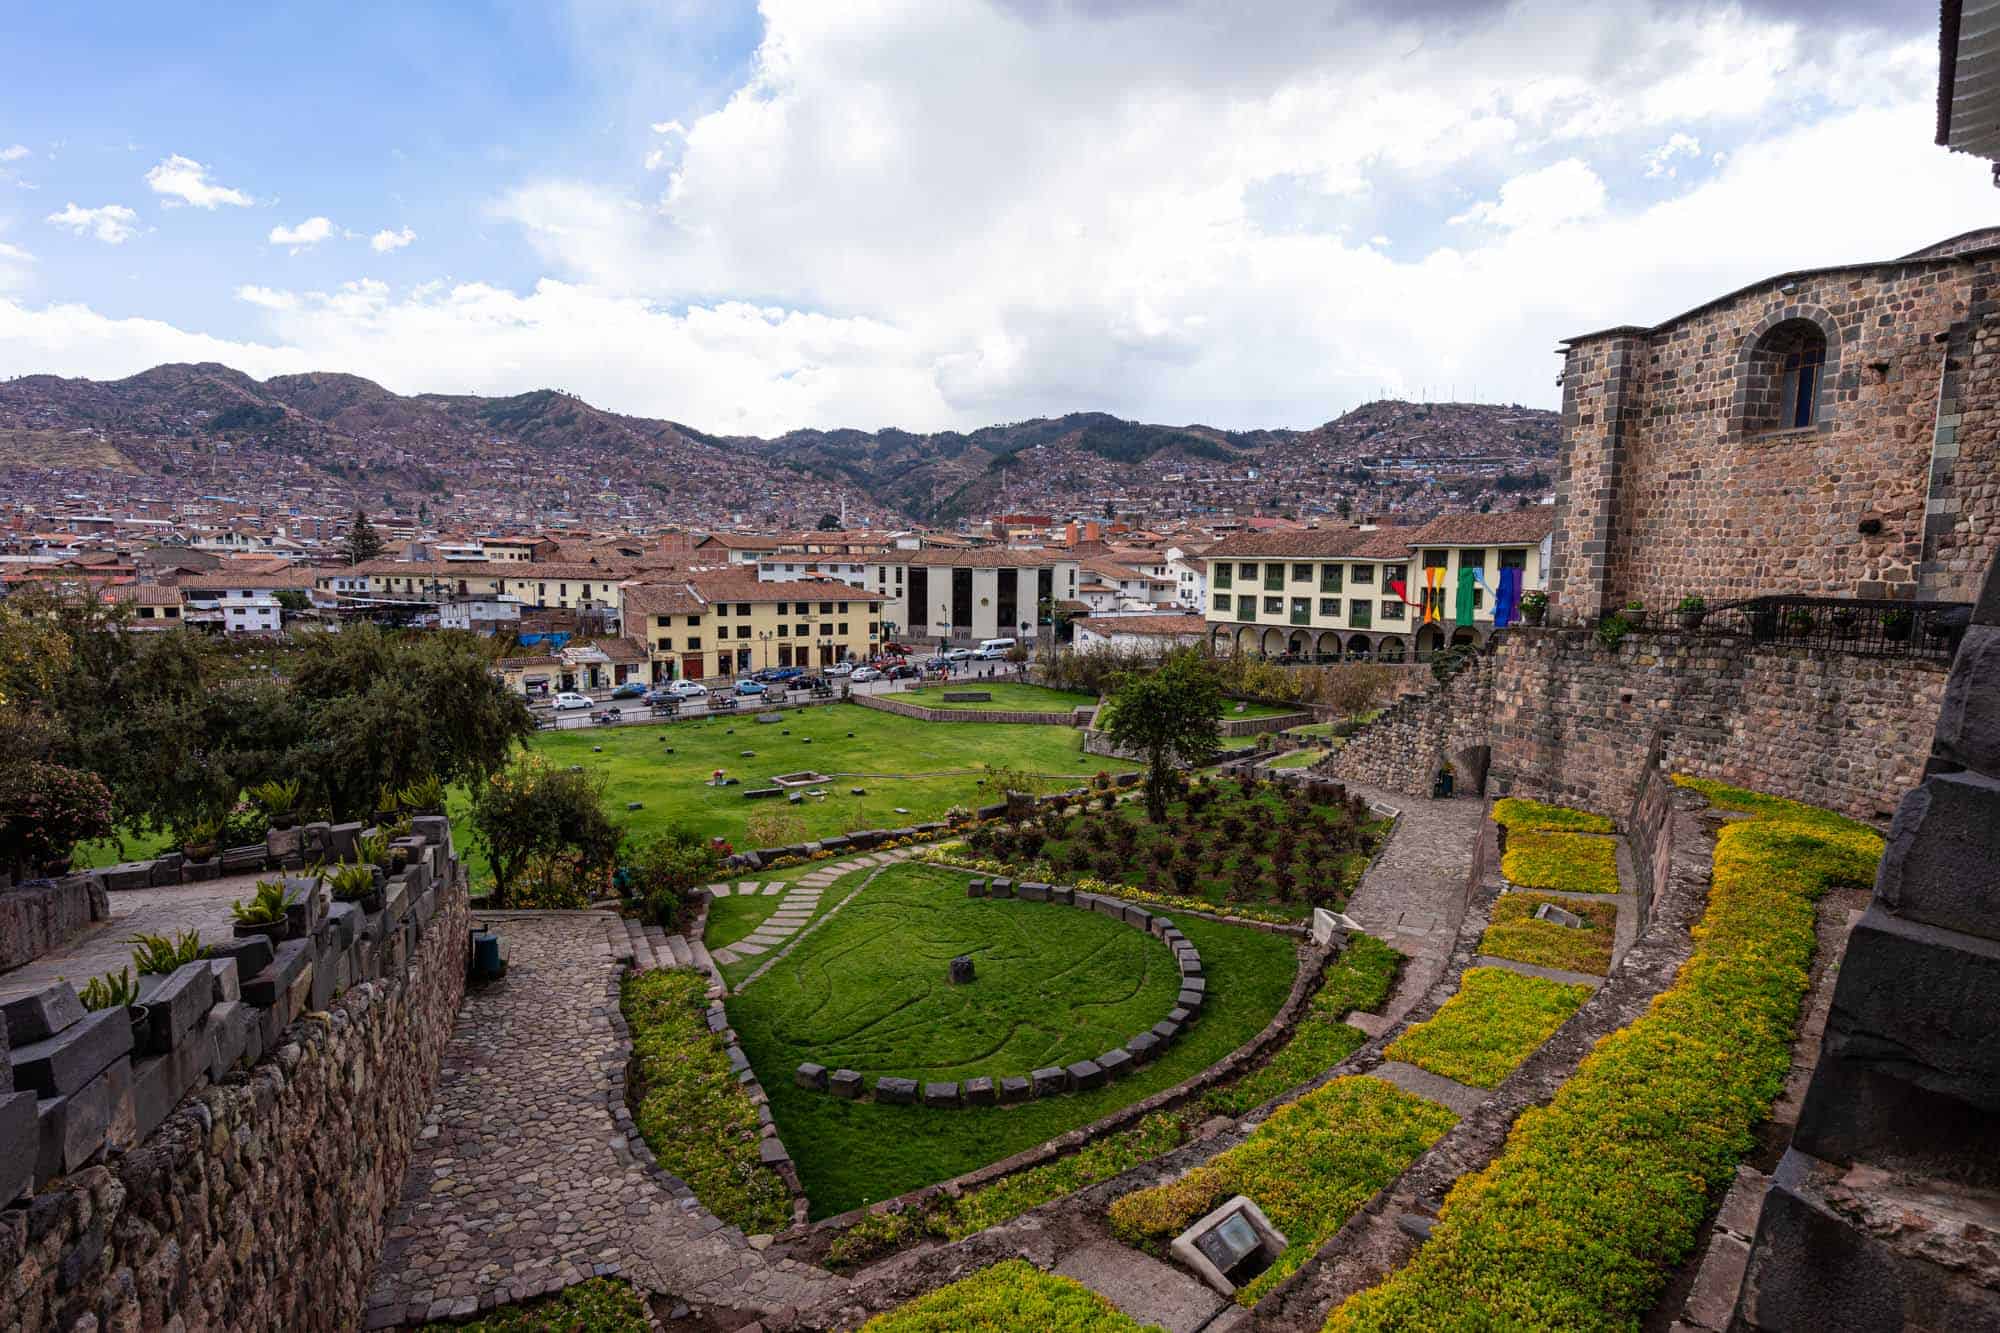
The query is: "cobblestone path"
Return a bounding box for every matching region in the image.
[364,911,844,1327]
[0,873,268,1004]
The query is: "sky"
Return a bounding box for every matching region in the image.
[0,0,1987,437]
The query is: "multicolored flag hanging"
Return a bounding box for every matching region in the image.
[1455,568,1476,627]
[1495,567,1522,627]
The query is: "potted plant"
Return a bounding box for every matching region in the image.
[1786,608,1815,635]
[79,967,148,1047]
[1621,599,1647,628]
[1831,607,1858,637]
[330,861,383,914]
[250,779,302,831]
[1595,613,1634,650]
[1675,595,1707,631]
[229,878,294,942]
[398,774,446,816]
[1883,609,1913,641]
[1520,591,1549,626]
[181,813,223,864]
[129,930,203,976]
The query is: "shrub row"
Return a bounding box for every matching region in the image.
[1326,779,1883,1330]
[861,1259,1151,1332]
[1499,828,1620,894]
[1109,1076,1457,1307]
[1384,966,1592,1089]
[1478,892,1618,976]
[1491,797,1614,834]
[621,968,792,1234]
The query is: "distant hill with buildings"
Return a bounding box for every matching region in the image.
[0,363,1558,526]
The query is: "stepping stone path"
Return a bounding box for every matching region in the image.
[705,849,919,969]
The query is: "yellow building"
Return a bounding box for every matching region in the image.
[1202,512,1552,661]
[626,573,886,682]
[323,560,632,618]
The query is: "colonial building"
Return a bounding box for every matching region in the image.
[751,548,1082,646]
[1200,512,1551,660]
[1550,227,2000,620]
[625,574,885,683]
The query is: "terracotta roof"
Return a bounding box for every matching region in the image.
[1200,529,1367,560]
[1404,511,1554,547]
[177,570,316,591]
[622,582,706,616]
[688,571,886,603]
[695,532,785,549]
[1076,614,1207,636]
[494,656,559,670]
[574,636,649,663]
[113,584,183,606]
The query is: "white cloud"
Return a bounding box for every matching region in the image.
[45,202,140,244]
[0,145,29,163]
[235,284,299,311]
[268,216,334,252]
[0,239,31,293]
[1643,132,1703,178]
[369,226,416,253]
[144,154,253,209]
[649,120,686,136]
[1450,159,1607,230]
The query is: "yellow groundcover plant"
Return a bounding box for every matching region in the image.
[1491,797,1614,834]
[1326,779,1881,1331]
[1385,966,1592,1089]
[862,1259,1161,1332]
[1500,828,1620,893]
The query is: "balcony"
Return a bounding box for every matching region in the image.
[1669,595,1970,663]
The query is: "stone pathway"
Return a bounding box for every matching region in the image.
[0,872,269,1002]
[707,849,920,969]
[364,911,845,1327]
[1336,782,1489,1023]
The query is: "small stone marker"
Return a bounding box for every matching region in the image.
[923,1081,961,1108]
[948,955,976,985]
[998,1075,1031,1104]
[964,1076,997,1105]
[1533,902,1587,929]
[1066,1058,1107,1090]
[795,1062,829,1091]
[1031,1065,1068,1097]
[829,1069,864,1099]
[875,1076,918,1105]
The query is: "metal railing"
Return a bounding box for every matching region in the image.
[1665,595,1970,662]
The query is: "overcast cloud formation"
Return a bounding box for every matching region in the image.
[0,0,1988,435]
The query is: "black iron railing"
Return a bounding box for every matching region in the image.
[1668,595,1970,662]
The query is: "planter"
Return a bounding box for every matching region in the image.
[1883,617,1913,642]
[183,842,217,863]
[1832,612,1858,638]
[1677,611,1706,631]
[232,917,288,943]
[341,889,385,915]
[1621,609,1648,627]
[1522,603,1548,626]
[268,816,297,831]
[127,1003,152,1053]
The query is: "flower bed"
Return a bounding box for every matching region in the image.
[1202,934,1402,1116]
[1325,779,1883,1330]
[861,1259,1152,1332]
[1491,797,1613,834]
[1384,966,1591,1089]
[1110,1076,1456,1306]
[621,968,791,1234]
[1499,828,1620,894]
[1477,892,1618,976]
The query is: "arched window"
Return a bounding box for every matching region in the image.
[1744,318,1828,433]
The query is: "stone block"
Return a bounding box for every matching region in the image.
[327,822,364,862]
[3,982,86,1045]
[1121,904,1152,930]
[207,956,240,1004]
[266,825,303,866]
[1168,1006,1192,1026]
[242,938,313,1011]
[1933,623,2000,776]
[967,878,987,897]
[205,935,274,981]
[136,962,218,1056]
[382,875,410,925]
[326,901,361,950]
[1150,916,1175,939]
[35,1058,127,1182]
[311,939,339,1010]
[759,1137,790,1166]
[301,820,332,858]
[1051,885,1075,906]
[998,1075,1031,1104]
[147,852,184,886]
[1128,1032,1161,1064]
[1875,771,2000,942]
[9,1006,132,1098]
[0,1089,36,1203]
[1091,895,1125,920]
[1532,902,1586,930]
[1153,1019,1184,1044]
[1098,1048,1133,1080]
[1018,881,1051,902]
[1181,975,1207,997]
[411,815,451,846]
[1065,1059,1106,1090]
[829,1069,863,1099]
[1031,1065,1069,1097]
[182,858,220,883]
[948,955,976,985]
[100,861,154,892]
[874,1076,918,1105]
[130,1042,203,1143]
[963,1076,997,1106]
[795,1062,829,1091]
[923,1081,961,1108]
[200,1001,255,1080]
[988,878,1014,898]
[1178,950,1204,978]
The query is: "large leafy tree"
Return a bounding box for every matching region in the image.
[1100,649,1223,822]
[470,757,621,906]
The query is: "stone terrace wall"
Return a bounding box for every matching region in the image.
[0,876,108,971]
[0,877,469,1332]
[851,692,1083,726]
[1318,655,1496,799]
[1488,628,1947,823]
[1624,743,1678,938]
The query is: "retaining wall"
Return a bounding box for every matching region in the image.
[852,693,1084,726]
[0,877,108,972]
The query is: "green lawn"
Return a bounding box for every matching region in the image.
[75,825,175,869]
[442,703,1138,885]
[1268,747,1327,769]
[730,864,1300,1215]
[708,872,855,988]
[894,683,1100,712]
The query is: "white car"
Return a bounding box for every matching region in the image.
[850,666,883,683]
[553,691,593,710]
[665,679,710,698]
[825,661,855,677]
[944,648,974,663]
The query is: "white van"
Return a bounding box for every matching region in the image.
[976,637,1017,659]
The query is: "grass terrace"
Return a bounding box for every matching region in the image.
[1499,828,1621,894]
[1491,797,1615,834]
[727,864,1298,1215]
[862,1260,1157,1333]
[1385,966,1592,1089]
[418,1278,651,1333]
[1326,779,1884,1330]
[892,682,1100,711]
[1478,891,1618,976]
[1201,933,1401,1116]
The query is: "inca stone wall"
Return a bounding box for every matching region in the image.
[1550,231,2000,617]
[0,880,469,1333]
[1317,654,1496,798]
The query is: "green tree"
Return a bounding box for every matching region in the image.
[816,511,841,530]
[1099,649,1223,822]
[343,510,384,565]
[274,589,308,612]
[628,827,720,928]
[470,756,622,906]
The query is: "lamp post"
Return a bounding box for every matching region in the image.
[759,630,771,672]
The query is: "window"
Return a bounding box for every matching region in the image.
[687,637,701,650]
[1351,565,1374,585]
[838,601,849,612]
[1215,592,1231,611]
[1263,595,1284,615]
[1350,599,1372,629]
[1459,548,1485,574]
[1385,563,1408,589]
[1381,600,1406,621]
[1744,318,1829,433]
[656,637,671,652]
[1292,563,1313,583]
[1263,564,1284,591]
[1215,564,1233,589]
[1238,562,1256,580]
[819,601,834,614]
[687,615,702,626]
[738,603,751,615]
[777,623,789,637]
[714,603,728,616]
[1321,564,1343,593]
[1290,597,1311,624]
[1422,550,1448,570]
[837,623,848,635]
[796,623,809,637]
[1500,548,1527,572]
[1319,597,1340,618]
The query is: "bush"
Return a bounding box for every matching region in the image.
[1500,829,1619,893]
[1110,1076,1457,1305]
[1477,893,1618,976]
[1491,798,1612,834]
[628,827,720,930]
[0,760,114,875]
[862,1259,1151,1333]
[1384,966,1592,1089]
[470,756,622,906]
[1326,781,1883,1330]
[622,968,790,1234]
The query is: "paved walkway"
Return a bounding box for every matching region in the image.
[364,912,845,1327]
[0,873,268,1003]
[709,881,824,965]
[1336,782,1488,1024]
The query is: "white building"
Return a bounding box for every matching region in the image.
[439,594,524,633]
[220,594,282,635]
[1071,613,1209,654]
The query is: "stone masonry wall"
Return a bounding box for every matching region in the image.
[0,880,469,1333]
[1487,628,1948,823]
[1318,655,1496,799]
[1552,241,2000,613]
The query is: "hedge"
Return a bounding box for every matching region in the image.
[1492,797,1614,834]
[1326,780,1883,1331]
[1500,829,1620,894]
[861,1259,1159,1332]
[621,968,792,1234]
[1384,966,1591,1089]
[1110,1076,1456,1306]
[1478,892,1619,976]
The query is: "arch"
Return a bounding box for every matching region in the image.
[1288,629,1310,656]
[1236,624,1261,656]
[1260,626,1287,656]
[1315,630,1341,660]
[1732,307,1840,436]
[1209,624,1231,655]
[1449,625,1482,648]
[1346,632,1373,659]
[1414,624,1444,659]
[1448,743,1492,796]
[1376,635,1406,663]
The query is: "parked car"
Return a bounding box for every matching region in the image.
[887,664,920,681]
[944,648,975,663]
[794,675,828,692]
[767,666,805,683]
[734,679,768,696]
[553,691,592,710]
[880,641,916,656]
[662,679,709,699]
[850,666,883,683]
[826,661,855,677]
[610,681,647,699]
